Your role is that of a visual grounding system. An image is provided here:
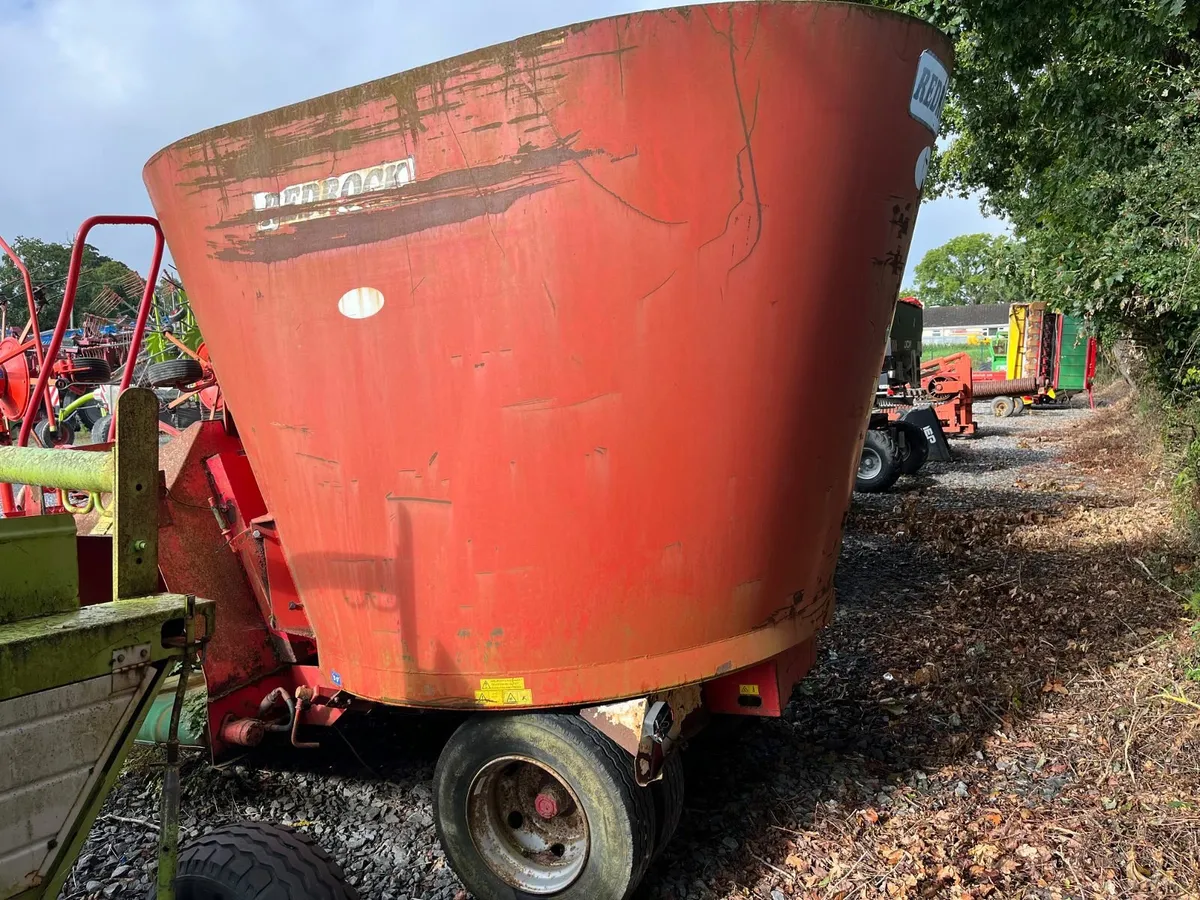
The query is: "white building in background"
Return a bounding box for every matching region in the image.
[922,302,1009,346]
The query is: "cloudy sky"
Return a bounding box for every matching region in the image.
[0,0,1006,285]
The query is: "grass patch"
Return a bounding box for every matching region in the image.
[923,342,996,370]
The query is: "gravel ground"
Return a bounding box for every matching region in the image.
[64,395,1156,900]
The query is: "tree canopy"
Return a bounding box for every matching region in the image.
[0,236,139,333]
[908,233,1019,307]
[869,0,1200,394]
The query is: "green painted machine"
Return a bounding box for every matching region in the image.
[0,389,354,900]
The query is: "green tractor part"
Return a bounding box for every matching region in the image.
[0,387,356,900]
[0,388,215,900]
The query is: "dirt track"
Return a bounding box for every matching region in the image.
[65,394,1200,899]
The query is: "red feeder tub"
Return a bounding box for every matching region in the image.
[136,4,950,895]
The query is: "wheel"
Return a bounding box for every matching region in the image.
[855,429,901,493]
[895,420,930,476]
[169,822,358,900]
[434,713,656,900]
[64,356,112,385]
[33,417,74,447]
[650,750,685,861]
[68,395,101,429]
[90,415,113,444]
[147,358,205,389]
[990,396,1015,418]
[1012,397,1028,416]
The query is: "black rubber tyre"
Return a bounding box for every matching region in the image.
[434,713,656,900]
[855,429,901,493]
[168,822,358,900]
[90,416,113,444]
[33,417,73,448]
[148,358,204,389]
[650,750,685,861]
[69,396,101,429]
[65,356,112,385]
[895,420,930,476]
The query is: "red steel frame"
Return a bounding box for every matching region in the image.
[0,235,54,514]
[6,216,164,515]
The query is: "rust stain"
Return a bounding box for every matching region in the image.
[157,26,635,196]
[295,452,338,465]
[210,140,596,263]
[506,392,618,413]
[216,142,598,232]
[385,494,452,505]
[502,397,554,410]
[216,182,559,263]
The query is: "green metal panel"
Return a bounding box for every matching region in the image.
[1056,315,1089,391]
[0,515,78,625]
[0,446,113,494]
[0,594,214,702]
[112,389,160,600]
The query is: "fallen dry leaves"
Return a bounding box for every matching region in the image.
[650,392,1200,900]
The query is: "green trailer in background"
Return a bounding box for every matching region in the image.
[977,303,1098,418]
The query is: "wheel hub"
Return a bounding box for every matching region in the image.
[859,448,883,479]
[467,756,589,893]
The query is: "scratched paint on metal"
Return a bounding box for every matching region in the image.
[143,4,953,709]
[254,158,416,231]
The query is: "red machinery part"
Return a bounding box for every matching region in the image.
[0,337,31,421]
[896,352,977,437]
[14,217,164,452]
[702,639,816,718]
[144,6,952,710]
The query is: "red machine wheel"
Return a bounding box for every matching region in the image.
[0,337,31,420]
[33,417,74,448]
[434,713,655,899]
[990,396,1015,418]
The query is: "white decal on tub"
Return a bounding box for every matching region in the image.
[915,146,932,191]
[338,287,385,320]
[910,50,950,135]
[254,158,416,232]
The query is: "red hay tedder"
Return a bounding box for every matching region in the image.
[0,6,951,897]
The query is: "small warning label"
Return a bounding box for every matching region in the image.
[480,677,525,692]
[474,689,534,706]
[739,684,760,696]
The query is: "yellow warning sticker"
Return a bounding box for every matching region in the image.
[475,689,534,706]
[480,677,525,692]
[739,684,761,696]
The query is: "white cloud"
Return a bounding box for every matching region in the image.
[0,0,1005,278]
[905,194,1011,286]
[0,0,660,266]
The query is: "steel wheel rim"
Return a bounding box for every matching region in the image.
[467,755,589,893]
[859,447,883,480]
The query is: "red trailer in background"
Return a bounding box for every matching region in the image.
[8,5,952,897]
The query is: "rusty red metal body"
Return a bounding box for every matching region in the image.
[906,352,977,436]
[143,4,951,711]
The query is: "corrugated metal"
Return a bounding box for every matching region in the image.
[0,670,154,896]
